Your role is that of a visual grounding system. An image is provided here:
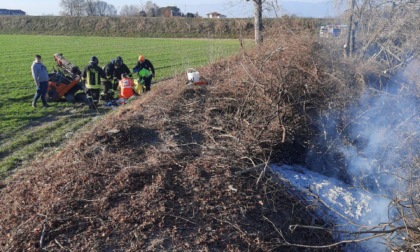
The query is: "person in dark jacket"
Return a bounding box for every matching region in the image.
[133,55,155,91]
[113,56,131,97]
[113,56,130,81]
[82,56,106,108]
[31,54,50,108]
[102,59,115,101]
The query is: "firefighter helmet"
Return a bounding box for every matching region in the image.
[115,57,122,67]
[90,56,99,65]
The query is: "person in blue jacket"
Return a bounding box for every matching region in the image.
[31,55,50,108]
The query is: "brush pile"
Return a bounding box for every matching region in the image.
[1,20,361,251]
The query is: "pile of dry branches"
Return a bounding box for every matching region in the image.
[0,22,344,251]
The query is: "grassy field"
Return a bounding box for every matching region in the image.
[0,34,246,175]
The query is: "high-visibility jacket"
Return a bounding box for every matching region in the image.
[137,68,152,80]
[143,68,152,78]
[119,77,135,99]
[82,64,106,89]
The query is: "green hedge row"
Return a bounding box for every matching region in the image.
[0,16,260,38]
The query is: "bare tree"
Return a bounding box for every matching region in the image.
[85,0,116,16]
[264,0,282,18]
[60,0,86,16]
[345,0,355,57]
[102,2,117,16]
[247,0,263,44]
[119,4,141,16]
[143,1,160,17]
[338,0,419,66]
[85,0,97,16]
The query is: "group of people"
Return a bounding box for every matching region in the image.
[31,54,155,109]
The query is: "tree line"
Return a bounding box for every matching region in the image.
[59,0,199,18]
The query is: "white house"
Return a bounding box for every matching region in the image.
[206,12,226,19]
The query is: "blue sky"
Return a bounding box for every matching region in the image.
[1,0,335,18]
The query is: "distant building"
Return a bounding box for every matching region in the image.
[0,9,26,16]
[160,6,182,17]
[319,24,347,38]
[206,12,226,19]
[319,26,328,38]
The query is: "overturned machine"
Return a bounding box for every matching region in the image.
[47,53,85,102]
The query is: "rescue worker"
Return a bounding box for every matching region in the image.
[82,56,106,109]
[133,55,155,91]
[102,59,115,101]
[118,73,136,99]
[112,56,130,98]
[31,54,50,108]
[114,56,130,81]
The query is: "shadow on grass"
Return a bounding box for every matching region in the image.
[7,94,34,103]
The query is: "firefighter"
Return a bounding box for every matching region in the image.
[102,59,115,101]
[114,56,130,81]
[133,55,155,92]
[110,56,130,98]
[82,56,106,109]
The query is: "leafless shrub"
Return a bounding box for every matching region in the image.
[303,2,420,249]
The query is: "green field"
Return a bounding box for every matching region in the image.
[0,34,245,175]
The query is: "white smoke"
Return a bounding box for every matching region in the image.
[342,61,419,196]
[341,88,418,195]
[308,59,419,197]
[275,59,419,250]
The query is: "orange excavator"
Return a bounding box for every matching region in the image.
[47,53,84,102]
